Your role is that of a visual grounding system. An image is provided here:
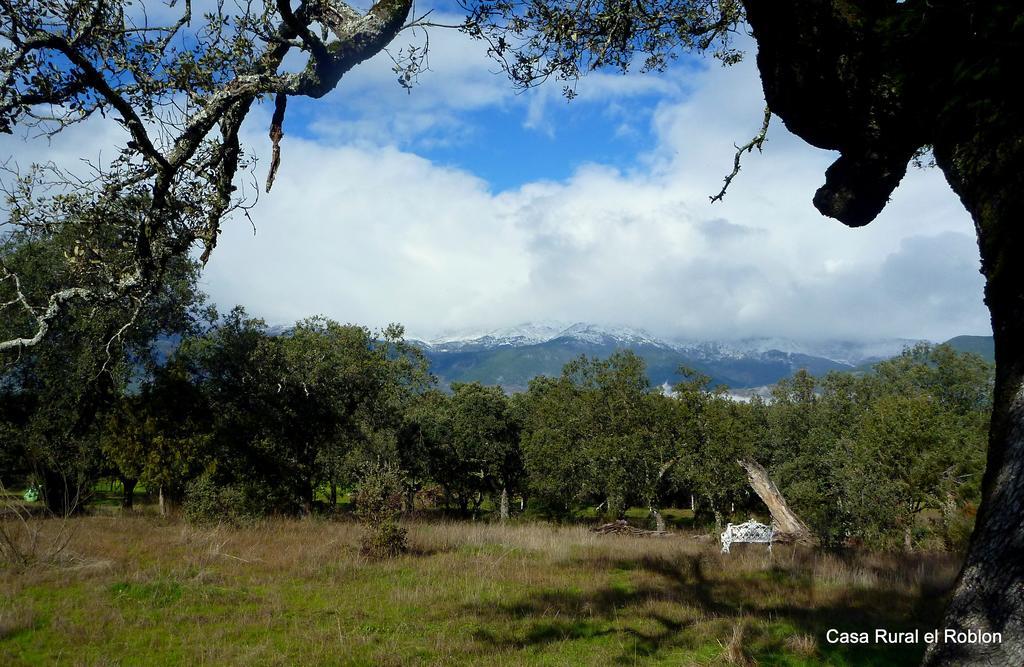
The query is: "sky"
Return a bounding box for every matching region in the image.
[1,9,992,343]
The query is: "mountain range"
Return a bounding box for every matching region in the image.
[150,323,992,393]
[409,323,992,392]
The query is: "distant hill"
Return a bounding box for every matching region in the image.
[942,335,995,363]
[413,323,924,392]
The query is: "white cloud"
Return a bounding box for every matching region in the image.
[1,29,990,344]
[301,17,687,148]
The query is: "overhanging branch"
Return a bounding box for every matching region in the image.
[710,106,770,203]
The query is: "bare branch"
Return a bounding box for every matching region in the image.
[710,106,770,203]
[0,0,415,351]
[0,264,92,352]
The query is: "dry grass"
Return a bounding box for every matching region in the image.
[0,515,961,665]
[784,633,819,658]
[724,618,755,666]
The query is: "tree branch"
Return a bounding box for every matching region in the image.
[710,106,770,203]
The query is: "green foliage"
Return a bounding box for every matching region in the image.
[759,345,992,549]
[360,521,409,559]
[171,310,431,515]
[462,0,743,95]
[182,474,271,525]
[354,460,408,558]
[354,460,406,525]
[4,243,989,553]
[519,352,700,520]
[0,213,210,512]
[396,383,524,515]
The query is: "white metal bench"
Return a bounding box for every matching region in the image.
[720,519,775,554]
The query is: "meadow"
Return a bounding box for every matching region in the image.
[0,509,961,666]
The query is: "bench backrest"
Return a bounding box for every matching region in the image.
[720,519,774,553]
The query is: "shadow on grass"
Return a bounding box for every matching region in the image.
[472,618,616,649]
[463,550,956,665]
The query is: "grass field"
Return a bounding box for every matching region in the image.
[0,514,960,666]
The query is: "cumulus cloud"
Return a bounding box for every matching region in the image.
[0,26,990,343]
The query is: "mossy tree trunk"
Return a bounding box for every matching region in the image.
[922,111,1024,665]
[499,486,510,521]
[741,3,1024,662]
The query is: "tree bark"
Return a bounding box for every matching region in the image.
[606,492,625,521]
[120,477,137,510]
[302,480,314,515]
[41,469,77,516]
[499,486,510,521]
[738,459,815,545]
[920,99,1024,666]
[650,506,666,533]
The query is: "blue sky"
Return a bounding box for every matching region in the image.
[1,10,992,343]
[282,74,670,191]
[274,18,697,190]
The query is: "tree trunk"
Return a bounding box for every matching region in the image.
[120,477,137,510]
[650,505,666,533]
[920,107,1024,666]
[712,504,723,535]
[158,485,166,517]
[738,459,815,545]
[606,492,625,521]
[330,482,337,508]
[41,469,74,516]
[302,481,314,515]
[739,3,1023,661]
[499,486,510,521]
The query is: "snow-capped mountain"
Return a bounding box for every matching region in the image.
[420,322,676,352]
[671,337,923,367]
[418,322,920,367]
[407,321,942,392]
[555,323,673,349]
[424,321,569,351]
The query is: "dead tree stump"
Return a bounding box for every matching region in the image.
[738,459,817,546]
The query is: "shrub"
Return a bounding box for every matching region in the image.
[353,460,407,558]
[940,503,976,552]
[521,495,572,522]
[415,484,445,511]
[359,520,408,558]
[182,474,271,525]
[182,475,220,524]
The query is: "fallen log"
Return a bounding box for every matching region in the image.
[591,520,668,537]
[737,459,817,546]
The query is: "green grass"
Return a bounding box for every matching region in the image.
[0,516,960,665]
